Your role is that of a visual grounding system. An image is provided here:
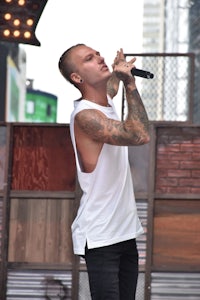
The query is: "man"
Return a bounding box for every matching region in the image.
[58,44,150,300]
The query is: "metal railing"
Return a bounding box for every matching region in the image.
[122,53,195,123]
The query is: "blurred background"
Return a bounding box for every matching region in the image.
[1,1,200,300]
[1,0,200,125]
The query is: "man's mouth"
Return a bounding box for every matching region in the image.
[101,64,109,71]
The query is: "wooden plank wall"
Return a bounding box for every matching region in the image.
[1,123,200,299]
[145,124,200,299]
[9,124,76,265]
[8,198,74,264]
[153,199,200,270]
[154,125,200,270]
[0,123,80,300]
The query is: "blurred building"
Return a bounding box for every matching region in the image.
[0,42,26,122]
[143,0,190,55]
[26,81,57,123]
[141,0,198,123]
[0,42,57,123]
[142,0,165,53]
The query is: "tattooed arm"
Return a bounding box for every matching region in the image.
[75,53,150,147]
[75,86,149,146]
[106,72,120,99]
[123,79,149,144]
[106,48,125,99]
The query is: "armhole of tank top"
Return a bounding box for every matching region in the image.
[74,129,105,175]
[73,123,105,175]
[72,103,109,174]
[72,121,84,173]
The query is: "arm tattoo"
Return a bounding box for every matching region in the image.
[76,101,149,147]
[106,74,120,99]
[126,88,149,134]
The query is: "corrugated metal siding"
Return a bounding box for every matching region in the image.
[136,272,145,300]
[7,270,72,299]
[151,272,200,299]
[79,271,145,300]
[136,200,148,266]
[79,272,90,300]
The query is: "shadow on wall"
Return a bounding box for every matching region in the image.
[44,277,69,299]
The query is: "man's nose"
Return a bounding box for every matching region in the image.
[97,55,104,63]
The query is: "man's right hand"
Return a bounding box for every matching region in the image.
[113,49,136,83]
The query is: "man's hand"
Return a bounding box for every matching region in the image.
[107,48,136,98]
[112,48,125,68]
[106,48,125,98]
[113,49,136,83]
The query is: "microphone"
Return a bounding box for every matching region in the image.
[131,68,154,79]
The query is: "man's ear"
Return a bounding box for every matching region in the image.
[70,72,82,84]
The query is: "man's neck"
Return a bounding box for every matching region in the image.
[81,85,109,107]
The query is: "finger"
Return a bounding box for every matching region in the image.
[118,48,125,60]
[128,57,136,64]
[113,49,125,66]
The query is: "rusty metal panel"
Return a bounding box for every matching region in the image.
[11,125,76,191]
[151,272,200,299]
[6,269,72,299]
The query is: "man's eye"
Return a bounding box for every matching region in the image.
[86,56,92,61]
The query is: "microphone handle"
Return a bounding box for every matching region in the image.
[131,68,154,79]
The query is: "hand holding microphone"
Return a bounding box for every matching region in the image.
[131,68,154,79]
[113,49,154,80]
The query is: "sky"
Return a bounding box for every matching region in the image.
[22,0,144,123]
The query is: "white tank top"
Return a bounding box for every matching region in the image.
[70,98,143,255]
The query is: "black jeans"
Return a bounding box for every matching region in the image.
[84,239,138,300]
